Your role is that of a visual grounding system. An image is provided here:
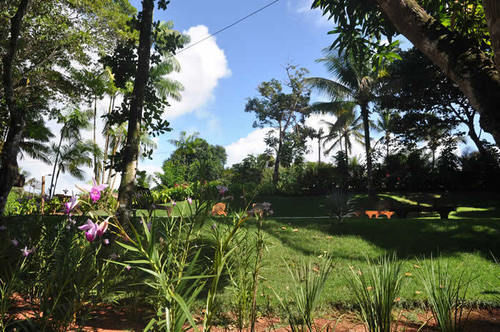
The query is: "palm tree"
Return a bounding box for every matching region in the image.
[373,109,393,159]
[312,128,325,165]
[106,122,128,189]
[48,108,92,197]
[104,124,159,191]
[168,131,200,166]
[18,118,54,164]
[150,56,184,102]
[50,139,98,195]
[304,51,382,196]
[322,107,364,160]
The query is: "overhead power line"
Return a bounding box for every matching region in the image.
[177,0,280,54]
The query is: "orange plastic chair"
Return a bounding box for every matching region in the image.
[379,211,395,219]
[211,202,227,216]
[365,210,379,219]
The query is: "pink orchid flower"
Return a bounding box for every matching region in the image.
[187,197,192,204]
[64,196,79,215]
[90,179,108,203]
[78,219,108,242]
[78,219,98,242]
[96,220,108,238]
[21,246,32,257]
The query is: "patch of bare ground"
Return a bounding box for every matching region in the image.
[8,296,500,332]
[78,307,500,331]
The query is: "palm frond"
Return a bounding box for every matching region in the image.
[303,77,351,99]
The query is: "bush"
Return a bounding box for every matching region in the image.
[153,183,194,203]
[299,162,337,195]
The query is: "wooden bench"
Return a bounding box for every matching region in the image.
[131,186,172,218]
[393,205,456,219]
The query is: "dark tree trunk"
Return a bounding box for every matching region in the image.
[386,133,390,159]
[53,165,62,198]
[483,0,500,74]
[0,0,30,214]
[467,120,487,156]
[117,0,154,223]
[376,0,500,146]
[49,134,64,198]
[272,137,282,186]
[361,104,373,196]
[107,136,121,185]
[102,95,115,184]
[318,135,321,165]
[93,95,98,181]
[344,135,348,160]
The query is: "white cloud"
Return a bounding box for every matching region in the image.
[167,25,231,119]
[289,0,331,27]
[224,114,366,167]
[224,128,270,166]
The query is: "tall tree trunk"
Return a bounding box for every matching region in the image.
[272,134,282,186]
[93,94,98,181]
[376,0,500,145]
[53,165,62,198]
[483,0,500,74]
[49,134,64,198]
[117,0,154,223]
[386,133,390,160]
[361,104,373,196]
[0,0,30,214]
[102,94,115,184]
[344,135,348,160]
[317,134,321,165]
[467,120,487,156]
[107,136,121,186]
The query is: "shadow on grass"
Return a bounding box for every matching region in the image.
[258,217,500,263]
[330,219,500,259]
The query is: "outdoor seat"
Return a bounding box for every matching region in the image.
[211,202,227,216]
[379,211,395,219]
[365,210,379,219]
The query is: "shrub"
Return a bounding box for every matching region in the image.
[324,189,354,223]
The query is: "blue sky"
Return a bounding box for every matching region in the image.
[137,0,342,168]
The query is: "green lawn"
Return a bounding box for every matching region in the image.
[91,191,500,310]
[205,216,500,311]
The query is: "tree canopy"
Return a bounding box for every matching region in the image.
[245,65,311,185]
[312,0,500,146]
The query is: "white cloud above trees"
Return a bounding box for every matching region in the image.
[167,25,231,119]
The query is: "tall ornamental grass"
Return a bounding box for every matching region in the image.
[345,254,403,332]
[416,258,474,332]
[275,256,334,332]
